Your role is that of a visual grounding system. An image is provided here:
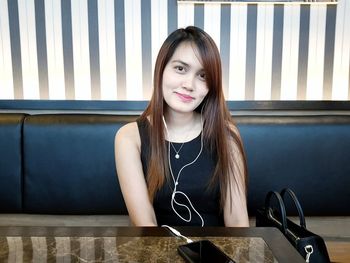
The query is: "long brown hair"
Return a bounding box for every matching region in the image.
[140,26,247,210]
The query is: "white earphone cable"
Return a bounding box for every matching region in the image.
[163,113,205,226]
[161,225,193,243]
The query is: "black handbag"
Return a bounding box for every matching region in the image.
[256,189,330,263]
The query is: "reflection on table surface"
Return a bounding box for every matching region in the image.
[0,236,277,262]
[0,226,305,262]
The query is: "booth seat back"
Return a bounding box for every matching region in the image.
[0,113,25,212]
[22,114,133,214]
[237,115,350,216]
[0,113,349,216]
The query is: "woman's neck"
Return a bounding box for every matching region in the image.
[164,110,202,142]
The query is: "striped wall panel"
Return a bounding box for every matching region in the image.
[0,0,349,101]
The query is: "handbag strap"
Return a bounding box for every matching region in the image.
[265,191,288,235]
[280,188,306,228]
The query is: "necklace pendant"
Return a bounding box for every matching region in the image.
[175,154,180,159]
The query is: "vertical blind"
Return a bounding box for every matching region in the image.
[0,0,349,101]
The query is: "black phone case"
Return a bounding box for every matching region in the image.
[177,240,235,263]
[178,245,198,263]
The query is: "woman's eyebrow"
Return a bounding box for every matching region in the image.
[171,60,190,67]
[171,59,205,72]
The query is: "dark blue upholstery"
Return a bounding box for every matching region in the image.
[0,113,349,216]
[0,113,25,212]
[237,116,350,216]
[22,114,134,214]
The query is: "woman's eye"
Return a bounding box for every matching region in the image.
[198,72,206,81]
[175,66,185,72]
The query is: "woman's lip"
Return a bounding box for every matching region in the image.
[175,92,194,102]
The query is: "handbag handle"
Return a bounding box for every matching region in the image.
[280,188,306,228]
[265,191,288,235]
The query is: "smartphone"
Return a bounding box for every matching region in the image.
[177,240,236,263]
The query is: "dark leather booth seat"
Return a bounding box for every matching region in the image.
[0,114,25,212]
[0,113,349,216]
[237,115,350,216]
[22,114,133,215]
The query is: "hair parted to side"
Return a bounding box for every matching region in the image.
[140,26,248,210]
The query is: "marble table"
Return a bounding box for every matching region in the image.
[0,226,304,262]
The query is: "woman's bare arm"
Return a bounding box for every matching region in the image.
[224,128,249,227]
[114,122,157,226]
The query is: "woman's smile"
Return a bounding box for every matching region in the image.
[175,92,194,103]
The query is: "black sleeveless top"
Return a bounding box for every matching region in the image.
[137,118,224,226]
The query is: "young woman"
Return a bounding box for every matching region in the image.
[115,26,249,227]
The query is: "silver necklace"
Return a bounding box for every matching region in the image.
[170,142,185,159]
[165,115,200,160]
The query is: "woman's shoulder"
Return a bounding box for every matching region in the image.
[115,122,140,148]
[225,119,240,136]
[225,120,244,149]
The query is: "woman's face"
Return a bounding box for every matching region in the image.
[162,41,209,114]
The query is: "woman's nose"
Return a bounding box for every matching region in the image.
[181,75,195,91]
